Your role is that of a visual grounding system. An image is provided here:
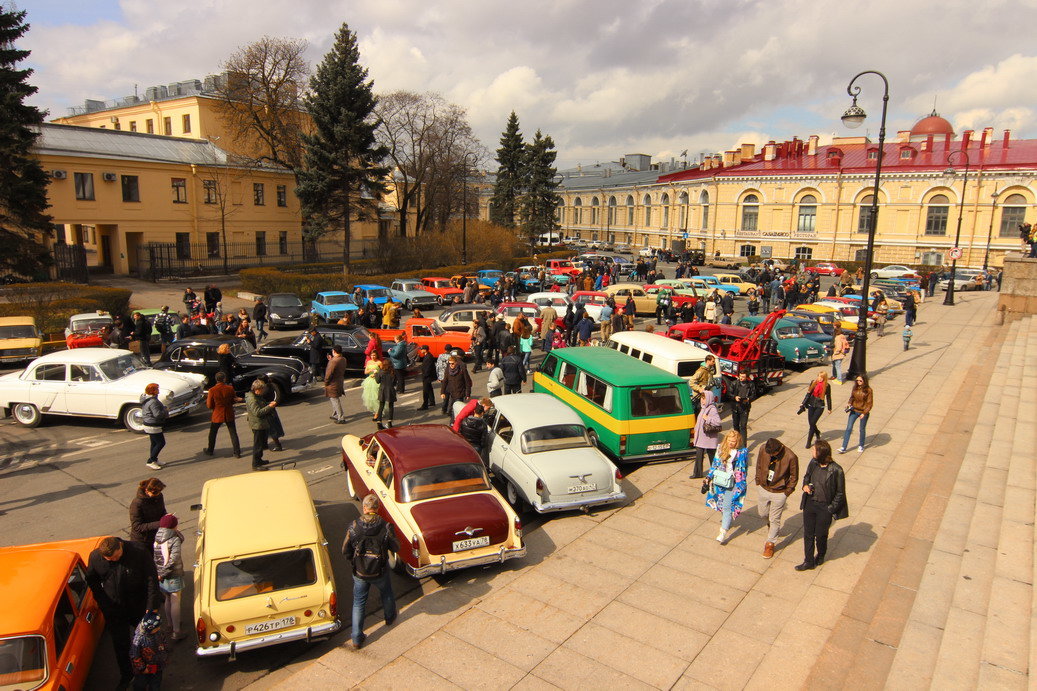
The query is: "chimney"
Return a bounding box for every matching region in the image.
[924,134,933,152]
[944,133,952,150]
[961,129,973,149]
[980,127,993,148]
[723,150,738,167]
[739,143,755,161]
[764,141,777,161]
[1002,129,1011,149]
[807,135,819,156]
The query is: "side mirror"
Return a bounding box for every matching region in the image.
[190,503,202,511]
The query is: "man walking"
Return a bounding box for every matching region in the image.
[500,346,526,395]
[730,370,755,442]
[131,312,153,364]
[598,301,614,342]
[342,494,398,650]
[720,291,735,325]
[246,380,276,469]
[252,297,268,342]
[903,290,917,327]
[203,372,241,457]
[755,438,799,559]
[417,346,436,410]
[325,345,347,423]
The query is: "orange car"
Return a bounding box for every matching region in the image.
[0,536,106,691]
[372,318,474,358]
[449,274,493,296]
[419,277,464,305]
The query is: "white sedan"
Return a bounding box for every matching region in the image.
[939,269,985,291]
[482,393,627,513]
[871,265,919,279]
[0,348,206,432]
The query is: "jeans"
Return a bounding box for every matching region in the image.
[137,338,151,364]
[842,411,869,449]
[133,671,163,690]
[392,366,406,393]
[504,384,521,395]
[802,499,833,565]
[255,319,267,341]
[521,350,531,370]
[352,572,397,645]
[905,310,916,326]
[206,419,240,455]
[721,313,732,325]
[731,404,749,443]
[716,487,736,531]
[148,432,165,464]
[692,446,715,478]
[376,399,395,423]
[832,358,844,382]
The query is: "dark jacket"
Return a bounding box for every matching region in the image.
[500,353,526,387]
[441,362,472,399]
[800,459,849,519]
[419,352,437,381]
[253,302,267,321]
[755,442,799,495]
[731,379,756,409]
[307,333,323,365]
[132,318,152,342]
[459,415,488,449]
[342,514,400,581]
[376,367,397,403]
[388,340,409,370]
[576,316,593,342]
[721,293,735,314]
[800,381,832,411]
[129,487,167,546]
[86,539,162,621]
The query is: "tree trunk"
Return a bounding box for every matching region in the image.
[221,213,229,275]
[343,192,351,275]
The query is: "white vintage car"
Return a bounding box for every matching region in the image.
[64,311,113,338]
[482,393,627,513]
[0,348,206,432]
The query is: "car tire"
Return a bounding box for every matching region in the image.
[12,402,42,428]
[387,548,408,576]
[871,272,879,279]
[404,300,412,311]
[271,381,287,402]
[122,404,145,433]
[706,337,724,354]
[587,429,600,448]
[506,481,526,512]
[437,296,444,306]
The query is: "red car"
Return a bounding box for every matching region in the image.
[419,277,464,305]
[643,285,699,308]
[667,319,786,388]
[805,262,845,276]
[340,425,525,577]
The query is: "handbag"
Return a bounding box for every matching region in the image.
[712,467,735,489]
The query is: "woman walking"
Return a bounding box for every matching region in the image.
[374,359,397,429]
[703,293,718,323]
[830,327,849,383]
[141,383,168,470]
[746,288,760,316]
[798,371,832,449]
[704,430,749,544]
[256,373,284,451]
[690,390,721,478]
[795,440,848,571]
[839,374,874,453]
[874,297,888,337]
[153,513,185,640]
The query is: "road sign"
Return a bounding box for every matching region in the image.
[949,247,963,260]
[682,232,689,239]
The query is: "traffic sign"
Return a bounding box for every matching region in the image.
[949,247,963,260]
[682,232,688,239]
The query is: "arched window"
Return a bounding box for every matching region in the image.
[857,194,875,234]
[739,244,757,257]
[573,197,583,225]
[999,193,1028,238]
[678,192,689,229]
[554,201,563,223]
[797,194,817,234]
[700,191,709,229]
[794,246,813,260]
[661,193,670,228]
[590,196,599,225]
[643,194,652,226]
[741,194,759,232]
[924,194,950,236]
[625,195,635,226]
[608,196,618,226]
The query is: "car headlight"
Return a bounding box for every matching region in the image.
[291,373,298,384]
[302,311,310,317]
[270,313,281,319]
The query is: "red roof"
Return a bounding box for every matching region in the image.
[910,113,954,137]
[372,424,481,475]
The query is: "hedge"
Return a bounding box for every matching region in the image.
[0,282,132,334]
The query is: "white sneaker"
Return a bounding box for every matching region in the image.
[716,529,727,544]
[857,446,865,452]
[838,447,846,454]
[145,461,163,470]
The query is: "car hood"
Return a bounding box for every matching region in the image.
[394,289,434,299]
[409,492,510,555]
[1,369,25,381]
[269,305,306,316]
[119,368,206,392]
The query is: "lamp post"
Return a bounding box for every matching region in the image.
[983,186,999,272]
[460,152,476,266]
[840,70,889,379]
[943,149,971,306]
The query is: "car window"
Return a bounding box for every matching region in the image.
[0,636,46,689]
[520,424,591,454]
[559,362,578,390]
[67,565,88,610]
[215,548,317,601]
[376,456,393,489]
[399,463,490,502]
[69,364,102,382]
[412,325,432,338]
[576,372,613,411]
[494,413,514,443]
[334,334,359,350]
[539,353,557,376]
[630,386,684,417]
[231,340,255,356]
[98,354,147,380]
[52,590,76,659]
[364,439,382,467]
[179,347,204,362]
[32,363,66,381]
[676,361,699,377]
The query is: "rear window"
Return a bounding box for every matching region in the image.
[0,636,46,689]
[520,425,592,454]
[630,385,685,417]
[676,361,699,377]
[215,549,317,601]
[400,463,490,503]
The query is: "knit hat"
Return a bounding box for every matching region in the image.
[159,514,178,529]
[764,438,783,456]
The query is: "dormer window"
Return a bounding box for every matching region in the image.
[867,150,878,160]
[899,147,916,160]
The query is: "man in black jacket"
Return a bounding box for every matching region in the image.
[252,298,268,342]
[131,312,153,364]
[86,537,162,685]
[500,347,526,395]
[417,346,436,410]
[342,494,399,649]
[458,404,488,457]
[720,291,735,324]
[730,371,756,442]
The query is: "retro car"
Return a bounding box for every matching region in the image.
[666,322,786,387]
[493,303,566,333]
[341,425,525,577]
[353,284,395,307]
[388,279,439,311]
[603,283,656,315]
[154,335,311,399]
[449,274,493,295]
[476,269,505,289]
[526,292,572,312]
[193,470,340,657]
[0,536,107,690]
[372,318,473,358]
[871,264,920,280]
[481,393,626,513]
[809,302,876,331]
[505,270,543,293]
[643,285,699,309]
[691,275,740,295]
[266,293,311,330]
[433,305,493,334]
[545,259,581,279]
[714,273,757,293]
[571,291,609,322]
[777,314,833,345]
[736,316,826,366]
[259,324,408,373]
[788,308,837,335]
[420,277,465,305]
[0,316,43,365]
[805,262,846,276]
[840,293,904,316]
[64,311,113,349]
[937,268,986,291]
[795,303,861,332]
[311,292,360,323]
[0,349,205,431]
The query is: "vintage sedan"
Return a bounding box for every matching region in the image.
[482,394,626,513]
[526,292,572,311]
[603,283,656,315]
[432,305,492,334]
[64,311,113,349]
[419,277,465,305]
[311,291,360,324]
[389,279,439,311]
[571,291,609,322]
[805,262,845,276]
[493,302,564,332]
[736,316,826,366]
[0,536,107,691]
[0,349,205,431]
[341,425,525,578]
[259,324,401,373]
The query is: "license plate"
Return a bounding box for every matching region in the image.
[452,536,490,552]
[245,616,296,636]
[568,483,597,494]
[646,443,671,452]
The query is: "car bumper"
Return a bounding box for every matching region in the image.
[533,489,627,513]
[408,544,526,578]
[617,448,694,464]
[789,356,826,364]
[270,317,310,328]
[196,619,341,657]
[168,390,206,417]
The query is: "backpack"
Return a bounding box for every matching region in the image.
[351,522,388,579]
[702,404,722,433]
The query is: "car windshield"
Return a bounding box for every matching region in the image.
[630,385,685,417]
[399,463,490,503]
[215,548,317,601]
[270,295,302,308]
[483,271,502,278]
[71,318,111,332]
[230,340,255,356]
[0,636,46,689]
[520,424,592,454]
[432,280,450,288]
[98,354,148,380]
[0,325,36,339]
[428,322,445,336]
[555,262,574,268]
[366,289,392,298]
[797,320,821,332]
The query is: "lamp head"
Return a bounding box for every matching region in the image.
[944,167,956,175]
[841,98,866,129]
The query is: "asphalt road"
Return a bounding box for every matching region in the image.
[0,260,838,689]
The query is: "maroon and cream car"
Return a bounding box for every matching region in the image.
[341,425,525,578]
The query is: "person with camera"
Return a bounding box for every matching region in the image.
[795,440,848,571]
[755,438,799,559]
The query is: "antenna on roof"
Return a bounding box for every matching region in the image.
[134,83,138,99]
[932,95,938,115]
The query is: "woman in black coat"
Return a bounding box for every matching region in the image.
[798,371,832,449]
[796,440,848,571]
[129,477,167,548]
[374,358,397,428]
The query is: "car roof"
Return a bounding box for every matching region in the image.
[422,276,450,281]
[355,284,389,290]
[439,303,490,315]
[200,470,319,558]
[317,291,350,297]
[393,278,421,284]
[605,282,646,290]
[0,316,35,326]
[608,331,708,361]
[548,346,687,387]
[30,347,133,364]
[70,311,111,320]
[373,424,482,475]
[491,393,584,431]
[498,302,537,309]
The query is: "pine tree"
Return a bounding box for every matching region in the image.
[0,7,52,277]
[296,23,389,273]
[489,111,524,227]
[520,129,561,248]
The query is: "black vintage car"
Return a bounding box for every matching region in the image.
[153,335,311,400]
[257,324,416,373]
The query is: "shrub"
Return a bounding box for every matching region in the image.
[0,282,131,333]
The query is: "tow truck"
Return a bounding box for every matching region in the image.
[666,309,787,390]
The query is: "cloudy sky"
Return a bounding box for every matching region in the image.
[18,0,1037,168]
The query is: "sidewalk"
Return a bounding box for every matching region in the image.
[93,274,254,314]
[254,291,1024,690]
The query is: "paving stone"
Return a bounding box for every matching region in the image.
[951,544,997,615]
[993,519,1034,583]
[603,511,689,547]
[885,619,943,688]
[682,627,770,690]
[531,647,654,691]
[508,568,617,619]
[750,559,816,603]
[509,674,562,691]
[670,675,720,691]
[976,466,1009,508]
[617,581,730,636]
[531,513,597,551]
[577,523,677,562]
[902,547,959,630]
[640,562,748,613]
[404,631,526,689]
[592,600,710,662]
[361,655,462,690]
[720,589,796,645]
[1002,486,1036,525]
[931,493,975,556]
[627,502,700,532]
[476,588,584,645]
[563,622,688,689]
[640,487,701,515]
[979,576,1031,674]
[742,618,829,691]
[560,536,654,580]
[977,663,1029,691]
[674,533,770,574]
[443,608,556,672]
[658,547,762,591]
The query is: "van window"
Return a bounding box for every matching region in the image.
[539,353,558,376]
[642,353,653,364]
[216,549,317,601]
[617,344,628,354]
[630,386,685,417]
[577,372,613,412]
[676,361,699,377]
[630,348,641,359]
[559,362,578,390]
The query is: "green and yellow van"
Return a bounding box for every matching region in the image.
[533,346,695,463]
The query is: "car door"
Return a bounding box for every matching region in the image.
[65,364,108,416]
[333,333,362,369]
[54,564,103,691]
[489,412,523,492]
[28,362,68,413]
[171,345,214,386]
[632,288,654,314]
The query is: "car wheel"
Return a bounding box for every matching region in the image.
[506,481,527,512]
[12,402,42,428]
[404,300,412,311]
[871,272,879,279]
[437,296,444,306]
[706,337,724,354]
[587,429,600,448]
[271,381,287,402]
[122,404,145,433]
[387,548,408,575]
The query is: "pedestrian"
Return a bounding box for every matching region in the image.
[576,312,594,345]
[459,404,488,457]
[182,287,197,314]
[141,384,168,470]
[388,334,408,394]
[703,430,749,544]
[129,477,167,549]
[153,306,175,355]
[245,380,277,470]
[539,304,558,345]
[374,358,396,429]
[902,324,913,351]
[416,346,437,410]
[689,354,718,412]
[755,437,799,559]
[306,329,324,381]
[655,289,671,325]
[252,297,268,342]
[132,312,153,364]
[487,362,504,397]
[518,327,534,370]
[381,299,395,329]
[470,319,486,370]
[216,342,235,384]
[256,373,285,451]
[830,326,849,383]
[730,370,755,443]
[500,346,526,395]
[703,294,717,323]
[720,291,735,324]
[746,288,760,316]
[839,373,873,453]
[129,611,169,690]
[153,513,185,641]
[342,493,398,650]
[690,390,722,478]
[798,370,832,449]
[796,439,848,571]
[86,536,163,687]
[325,345,347,424]
[440,354,472,419]
[903,290,917,326]
[875,298,888,336]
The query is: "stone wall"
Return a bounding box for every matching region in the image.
[998,252,1037,319]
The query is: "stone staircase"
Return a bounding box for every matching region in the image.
[887,315,1035,688]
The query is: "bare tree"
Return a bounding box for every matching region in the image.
[195,142,253,275]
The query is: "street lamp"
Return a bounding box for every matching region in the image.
[460,152,477,265]
[943,149,970,306]
[983,187,1000,272]
[841,70,889,379]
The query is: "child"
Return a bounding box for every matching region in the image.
[902,325,913,351]
[130,612,169,690]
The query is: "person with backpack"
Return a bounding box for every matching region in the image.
[342,494,399,649]
[690,390,722,478]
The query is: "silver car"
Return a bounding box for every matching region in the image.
[389,279,439,310]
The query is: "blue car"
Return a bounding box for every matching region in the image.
[692,275,740,295]
[311,291,360,323]
[354,284,395,307]
[476,269,505,288]
[779,315,833,346]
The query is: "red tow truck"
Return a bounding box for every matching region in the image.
[666,310,787,389]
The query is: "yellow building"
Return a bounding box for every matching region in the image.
[557,115,1034,268]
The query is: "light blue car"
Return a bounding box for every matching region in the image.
[692,275,740,295]
[354,284,394,307]
[311,291,360,323]
[389,279,439,310]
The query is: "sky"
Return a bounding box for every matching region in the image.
[16,0,1037,169]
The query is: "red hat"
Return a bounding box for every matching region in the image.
[159,514,178,529]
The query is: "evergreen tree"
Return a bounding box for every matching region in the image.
[489,111,523,227]
[296,23,389,273]
[0,7,52,277]
[520,129,561,248]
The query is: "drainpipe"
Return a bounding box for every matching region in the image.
[190,164,200,242]
[832,169,844,261]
